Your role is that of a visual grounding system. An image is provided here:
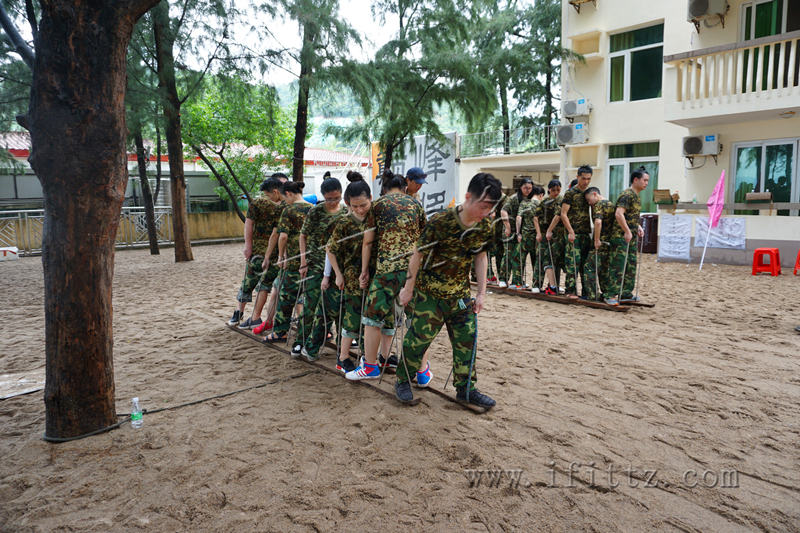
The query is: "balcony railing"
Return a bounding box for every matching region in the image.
[459,125,558,158]
[665,30,800,108]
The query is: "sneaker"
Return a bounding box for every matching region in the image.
[301,346,318,362]
[351,339,359,347]
[543,286,557,296]
[413,363,433,388]
[488,275,497,283]
[498,281,508,288]
[530,287,540,294]
[456,386,496,409]
[336,357,357,373]
[237,317,262,329]
[394,380,414,403]
[345,362,381,380]
[291,343,303,357]
[379,353,398,370]
[227,310,243,326]
[253,320,273,335]
[604,297,619,306]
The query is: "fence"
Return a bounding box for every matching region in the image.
[459,125,559,158]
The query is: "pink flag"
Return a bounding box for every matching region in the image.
[707,170,725,228]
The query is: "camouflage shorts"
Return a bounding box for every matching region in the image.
[361,271,405,330]
[237,255,271,303]
[342,291,394,338]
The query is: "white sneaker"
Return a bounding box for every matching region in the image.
[498,281,508,288]
[345,362,381,380]
[531,287,540,293]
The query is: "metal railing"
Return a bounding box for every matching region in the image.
[0,207,173,256]
[459,125,559,158]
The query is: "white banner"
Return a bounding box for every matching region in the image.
[657,214,692,261]
[694,217,746,250]
[375,133,457,218]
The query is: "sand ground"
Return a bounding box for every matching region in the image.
[1,243,799,532]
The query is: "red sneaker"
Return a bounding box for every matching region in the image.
[253,320,273,335]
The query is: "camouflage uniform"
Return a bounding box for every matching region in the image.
[519,197,541,288]
[361,192,425,329]
[236,197,284,303]
[501,194,525,286]
[272,201,314,336]
[606,188,642,299]
[297,203,346,352]
[562,186,593,296]
[397,207,492,388]
[582,199,615,301]
[489,196,507,281]
[537,195,565,286]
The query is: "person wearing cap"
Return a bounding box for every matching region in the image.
[405,167,427,202]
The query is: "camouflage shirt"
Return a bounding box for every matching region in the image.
[611,188,642,238]
[277,201,313,270]
[536,195,565,238]
[501,194,525,221]
[366,191,426,275]
[247,197,283,257]
[416,207,493,299]
[492,195,507,240]
[328,212,370,294]
[591,199,616,242]
[519,198,540,238]
[562,186,592,235]
[301,202,346,272]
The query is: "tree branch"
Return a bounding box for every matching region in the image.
[216,148,253,203]
[0,1,34,69]
[192,144,246,222]
[24,0,37,40]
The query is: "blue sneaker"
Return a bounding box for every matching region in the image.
[345,362,381,380]
[413,363,433,388]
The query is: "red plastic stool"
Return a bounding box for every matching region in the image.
[752,248,781,276]
[794,250,800,276]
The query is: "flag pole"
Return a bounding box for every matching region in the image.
[698,220,712,271]
[699,169,726,272]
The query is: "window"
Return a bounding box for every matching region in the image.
[741,0,800,90]
[607,142,660,213]
[608,24,664,102]
[732,139,798,216]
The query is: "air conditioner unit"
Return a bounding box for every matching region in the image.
[562,98,591,119]
[682,134,720,156]
[687,0,728,25]
[556,123,589,146]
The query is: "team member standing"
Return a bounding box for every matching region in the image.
[296,178,347,357]
[501,178,533,288]
[517,184,544,291]
[263,181,313,342]
[540,179,564,295]
[605,167,648,305]
[394,173,502,408]
[346,173,426,380]
[583,187,615,301]
[560,166,593,299]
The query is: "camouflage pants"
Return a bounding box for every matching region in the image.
[520,235,540,287]
[543,235,564,287]
[564,234,592,296]
[302,281,343,357]
[272,270,306,336]
[582,246,610,301]
[605,237,638,299]
[236,255,275,303]
[361,271,402,331]
[397,290,477,389]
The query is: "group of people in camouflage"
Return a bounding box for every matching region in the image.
[488,165,650,305]
[228,169,503,408]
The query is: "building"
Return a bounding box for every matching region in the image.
[457,0,800,267]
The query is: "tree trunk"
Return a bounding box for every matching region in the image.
[27,0,157,440]
[134,128,160,254]
[291,22,315,182]
[499,77,510,155]
[153,0,193,262]
[154,122,162,202]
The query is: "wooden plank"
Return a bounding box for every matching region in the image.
[478,282,632,313]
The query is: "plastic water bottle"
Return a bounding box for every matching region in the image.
[131,397,143,429]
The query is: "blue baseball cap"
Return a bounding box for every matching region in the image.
[407,167,427,184]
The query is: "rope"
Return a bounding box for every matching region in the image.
[466,309,478,403]
[619,240,631,299]
[41,370,317,443]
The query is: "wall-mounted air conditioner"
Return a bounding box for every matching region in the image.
[562,98,591,119]
[556,123,589,146]
[687,0,728,31]
[682,134,720,156]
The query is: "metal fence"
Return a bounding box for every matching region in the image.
[0,207,174,256]
[459,125,559,158]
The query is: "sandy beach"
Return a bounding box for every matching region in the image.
[1,242,798,531]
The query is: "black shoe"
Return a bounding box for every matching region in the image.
[795,325,800,333]
[237,317,262,329]
[336,357,356,373]
[379,354,398,369]
[291,343,302,357]
[456,386,496,409]
[394,380,414,404]
[227,310,243,326]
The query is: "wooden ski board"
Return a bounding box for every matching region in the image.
[619,300,656,308]
[226,324,420,406]
[475,282,631,313]
[229,325,489,413]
